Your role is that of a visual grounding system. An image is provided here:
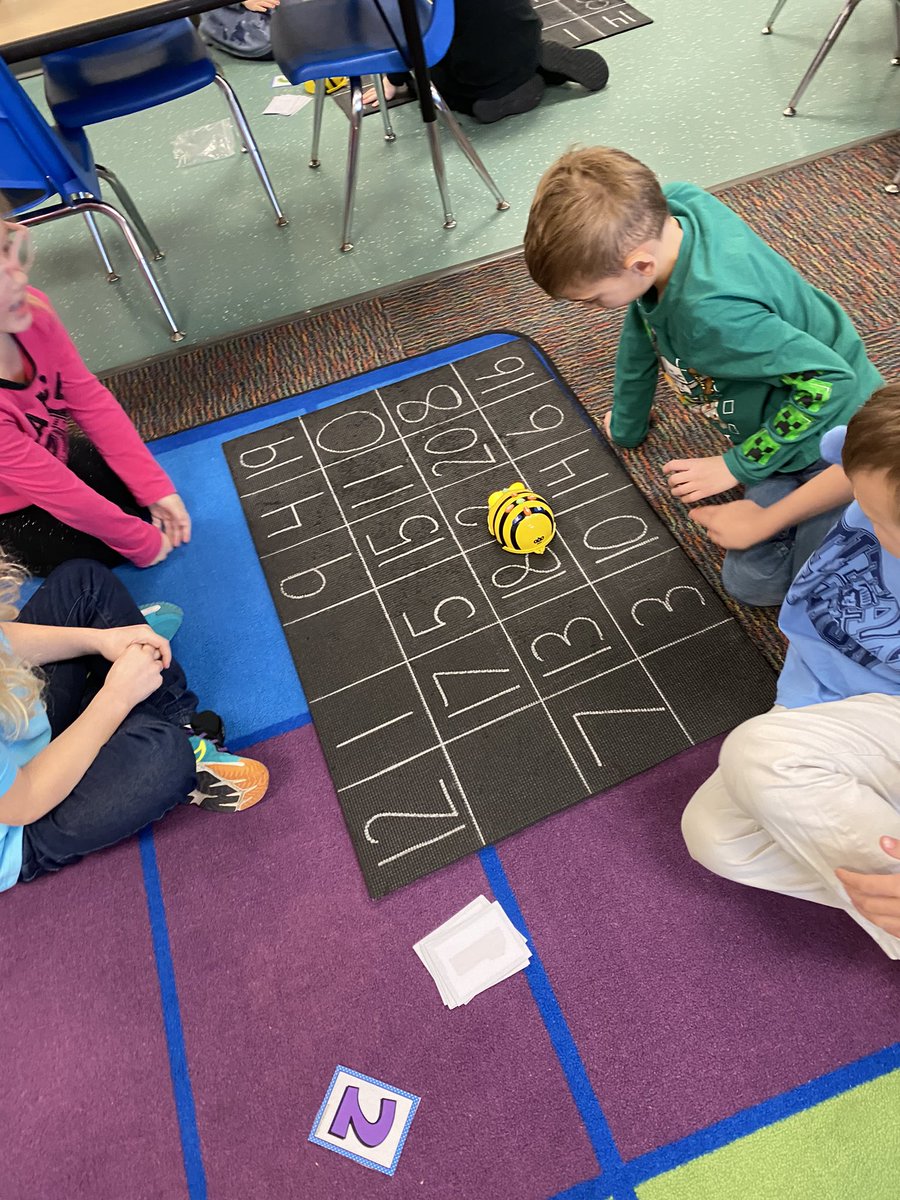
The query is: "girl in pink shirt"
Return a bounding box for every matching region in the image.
[0,223,190,575]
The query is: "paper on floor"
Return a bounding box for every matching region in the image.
[414,896,531,1008]
[263,94,311,116]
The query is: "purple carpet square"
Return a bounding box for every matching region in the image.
[496,737,900,1160]
[0,839,187,1200]
[152,722,597,1199]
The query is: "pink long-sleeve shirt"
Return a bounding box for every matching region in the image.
[0,289,173,567]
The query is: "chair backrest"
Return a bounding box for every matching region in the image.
[41,18,208,92]
[272,0,454,83]
[423,0,454,65]
[0,58,98,211]
[42,17,197,67]
[370,0,456,68]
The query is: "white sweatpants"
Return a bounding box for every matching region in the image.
[681,693,900,958]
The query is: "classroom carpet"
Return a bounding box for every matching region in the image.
[2,135,899,1199]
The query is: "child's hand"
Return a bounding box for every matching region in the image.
[602,411,614,441]
[101,643,164,711]
[148,530,173,567]
[94,624,172,669]
[690,500,776,550]
[663,455,738,503]
[242,0,279,10]
[836,837,900,938]
[149,494,191,548]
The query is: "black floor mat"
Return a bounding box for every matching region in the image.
[536,0,651,48]
[223,336,773,898]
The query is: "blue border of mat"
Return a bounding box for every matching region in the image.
[139,828,208,1200]
[624,1041,900,1186]
[545,1044,900,1198]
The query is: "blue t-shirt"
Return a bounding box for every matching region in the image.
[0,644,51,891]
[777,426,900,708]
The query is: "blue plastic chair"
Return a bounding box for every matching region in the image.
[271,0,508,251]
[0,58,183,341]
[41,18,287,241]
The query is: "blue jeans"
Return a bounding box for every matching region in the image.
[721,460,847,608]
[17,560,198,883]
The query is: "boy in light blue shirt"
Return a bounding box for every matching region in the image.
[682,383,900,958]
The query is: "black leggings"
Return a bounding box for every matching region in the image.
[389,0,542,114]
[0,438,150,577]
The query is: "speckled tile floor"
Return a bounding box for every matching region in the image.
[15,0,900,373]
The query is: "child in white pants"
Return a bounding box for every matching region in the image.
[682,382,900,958]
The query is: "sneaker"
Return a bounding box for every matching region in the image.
[188,736,269,813]
[140,601,184,641]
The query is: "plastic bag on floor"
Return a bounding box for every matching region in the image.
[172,119,237,168]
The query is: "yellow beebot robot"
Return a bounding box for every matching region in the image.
[303,78,349,95]
[487,482,556,555]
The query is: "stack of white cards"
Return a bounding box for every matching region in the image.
[414,896,532,1008]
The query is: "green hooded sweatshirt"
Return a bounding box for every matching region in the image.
[610,182,884,484]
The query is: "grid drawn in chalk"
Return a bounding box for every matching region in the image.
[533,0,652,48]
[224,338,773,898]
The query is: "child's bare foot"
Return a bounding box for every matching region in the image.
[362,76,398,108]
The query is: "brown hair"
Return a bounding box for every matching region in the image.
[842,383,900,498]
[524,147,669,297]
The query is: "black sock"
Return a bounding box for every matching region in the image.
[538,42,610,92]
[186,710,226,745]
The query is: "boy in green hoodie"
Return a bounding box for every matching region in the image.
[523,146,884,606]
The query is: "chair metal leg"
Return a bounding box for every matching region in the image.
[372,74,397,142]
[95,164,164,260]
[887,163,900,194]
[423,120,456,231]
[782,0,863,116]
[23,200,184,340]
[310,79,326,167]
[91,203,184,341]
[83,212,120,283]
[213,72,288,226]
[892,0,900,64]
[431,86,510,213]
[341,78,365,251]
[762,0,789,34]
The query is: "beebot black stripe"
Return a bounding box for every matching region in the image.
[498,502,523,548]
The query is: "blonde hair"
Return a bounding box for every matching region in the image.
[524,147,669,297]
[0,558,44,738]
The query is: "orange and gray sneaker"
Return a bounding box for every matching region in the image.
[188,735,269,813]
